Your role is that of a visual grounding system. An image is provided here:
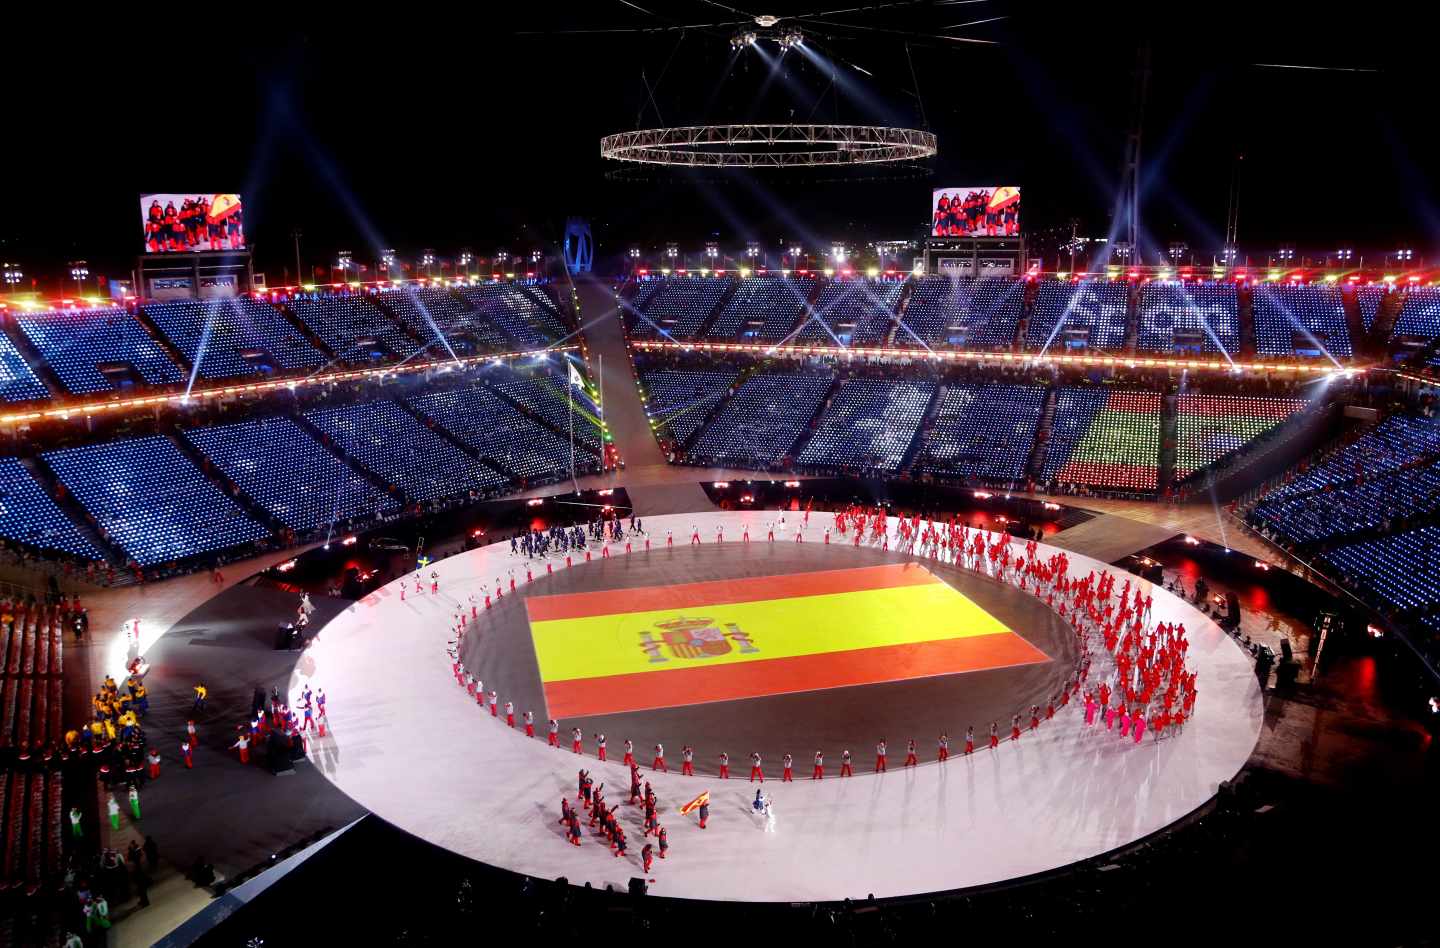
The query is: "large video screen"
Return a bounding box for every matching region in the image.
[930,186,1020,238]
[141,193,244,253]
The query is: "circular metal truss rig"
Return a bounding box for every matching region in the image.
[600,124,937,169]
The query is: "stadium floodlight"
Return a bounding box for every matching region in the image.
[530,250,542,263]
[628,246,641,259]
[665,244,679,260]
[1220,244,1239,265]
[69,260,89,294]
[705,242,719,260]
[2,262,21,290]
[779,29,804,48]
[420,250,436,277]
[831,244,847,263]
[746,242,760,259]
[730,30,757,49]
[1277,245,1295,263]
[380,249,396,272]
[1395,247,1414,263]
[1336,247,1354,262]
[1167,242,1189,263]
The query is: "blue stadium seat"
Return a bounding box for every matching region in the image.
[794,280,904,346]
[304,400,508,501]
[1136,282,1240,355]
[15,308,183,395]
[707,276,814,342]
[376,286,513,355]
[0,336,49,403]
[638,368,739,446]
[1025,281,1129,351]
[142,297,325,379]
[0,458,103,559]
[43,436,268,566]
[897,276,1022,349]
[288,294,418,360]
[1251,284,1352,358]
[185,417,399,531]
[797,379,934,471]
[408,386,598,484]
[627,278,731,341]
[918,383,1045,481]
[688,373,833,467]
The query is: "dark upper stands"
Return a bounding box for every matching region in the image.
[627,278,731,340]
[688,372,833,467]
[706,277,813,342]
[408,386,597,483]
[795,281,904,346]
[637,368,740,447]
[0,335,50,403]
[0,458,104,559]
[288,294,419,361]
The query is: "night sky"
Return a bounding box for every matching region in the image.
[2,3,1432,284]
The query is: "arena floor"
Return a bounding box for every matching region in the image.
[460,543,1075,776]
[292,510,1264,901]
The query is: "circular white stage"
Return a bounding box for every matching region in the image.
[296,511,1263,902]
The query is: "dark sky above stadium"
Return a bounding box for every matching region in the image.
[2,3,1432,280]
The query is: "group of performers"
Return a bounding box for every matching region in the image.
[143,195,243,253]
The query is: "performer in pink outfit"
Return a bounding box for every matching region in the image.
[1084,692,1097,726]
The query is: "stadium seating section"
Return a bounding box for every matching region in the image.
[707,277,813,341]
[1041,388,1161,491]
[1136,282,1240,355]
[0,458,104,560]
[43,435,269,566]
[1322,527,1440,613]
[627,278,731,340]
[376,286,513,354]
[1173,394,1310,482]
[796,281,904,346]
[637,368,740,447]
[1356,286,1386,331]
[1392,286,1440,344]
[185,417,400,532]
[688,373,834,467]
[408,386,597,484]
[0,603,65,894]
[1025,281,1130,351]
[14,307,183,395]
[797,379,935,471]
[0,335,49,403]
[1249,415,1440,546]
[456,284,569,349]
[141,297,326,378]
[490,371,604,452]
[304,400,508,501]
[917,383,1045,482]
[1251,284,1352,358]
[288,294,419,360]
[898,277,1022,349]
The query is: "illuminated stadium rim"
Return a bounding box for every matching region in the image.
[600,125,937,168]
[0,345,580,427]
[631,339,1368,375]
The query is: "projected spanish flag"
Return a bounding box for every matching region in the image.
[527,563,1050,718]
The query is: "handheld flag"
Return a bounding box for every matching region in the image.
[568,362,584,388]
[678,790,710,816]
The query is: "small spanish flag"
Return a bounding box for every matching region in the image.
[678,790,710,816]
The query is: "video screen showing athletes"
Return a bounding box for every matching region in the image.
[930,186,1021,238]
[141,193,244,253]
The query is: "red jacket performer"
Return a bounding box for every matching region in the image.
[652,743,667,772]
[904,739,918,767]
[548,719,560,747]
[812,751,824,780]
[524,711,535,737]
[782,753,793,782]
[572,728,583,754]
[623,739,635,768]
[147,748,161,779]
[938,733,950,762]
[595,734,607,761]
[875,740,887,772]
[505,701,515,728]
[965,727,975,755]
[642,843,654,873]
[989,722,999,750]
[840,749,853,777]
[681,746,694,776]
[179,741,193,769]
[749,751,764,782]
[489,692,498,717]
[718,752,729,779]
